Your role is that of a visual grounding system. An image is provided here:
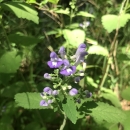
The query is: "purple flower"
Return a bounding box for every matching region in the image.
[75,43,86,56]
[48,99,53,104]
[47,52,63,68]
[52,90,59,95]
[74,77,81,83]
[58,46,66,59]
[44,73,51,80]
[43,87,52,95]
[40,100,48,106]
[60,60,76,76]
[69,88,78,96]
[74,48,88,66]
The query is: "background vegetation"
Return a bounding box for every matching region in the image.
[0,0,130,130]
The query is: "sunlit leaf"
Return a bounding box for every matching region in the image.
[62,97,77,124]
[63,29,85,47]
[88,45,109,56]
[15,92,48,109]
[102,14,130,33]
[76,11,95,18]
[1,2,39,24]
[85,102,126,124]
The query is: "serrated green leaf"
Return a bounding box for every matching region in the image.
[76,11,95,18]
[102,14,130,33]
[15,92,48,109]
[8,33,42,48]
[0,49,22,73]
[88,45,109,56]
[121,87,130,100]
[87,102,126,124]
[1,2,39,24]
[101,93,121,108]
[63,29,85,47]
[62,97,77,124]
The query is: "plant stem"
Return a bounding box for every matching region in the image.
[59,113,67,130]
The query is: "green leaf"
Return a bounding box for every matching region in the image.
[122,111,130,130]
[76,11,95,18]
[121,87,130,100]
[102,14,130,33]
[63,29,85,47]
[15,92,48,109]
[88,45,109,56]
[48,0,59,4]
[62,97,77,124]
[8,33,42,48]
[101,93,121,108]
[53,8,70,15]
[86,76,98,88]
[0,49,21,73]
[87,102,126,124]
[1,2,39,24]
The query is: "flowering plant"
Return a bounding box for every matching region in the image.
[39,43,92,128]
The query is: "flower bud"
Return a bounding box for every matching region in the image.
[40,100,48,106]
[43,87,52,95]
[52,90,59,95]
[44,73,52,80]
[69,88,78,96]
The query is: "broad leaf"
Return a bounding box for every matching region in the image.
[121,87,130,100]
[87,102,126,124]
[102,14,130,33]
[0,49,21,73]
[101,93,121,107]
[63,29,85,47]
[62,97,77,124]
[15,92,48,109]
[122,111,130,130]
[1,2,39,24]
[88,45,109,56]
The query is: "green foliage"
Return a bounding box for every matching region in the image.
[121,87,130,100]
[88,45,109,56]
[86,76,98,88]
[101,93,121,107]
[76,11,95,18]
[87,102,126,124]
[122,111,130,130]
[63,29,85,47]
[0,49,21,73]
[15,92,48,109]
[62,97,77,124]
[48,0,59,4]
[1,0,130,130]
[8,33,43,48]
[102,13,130,33]
[1,2,39,24]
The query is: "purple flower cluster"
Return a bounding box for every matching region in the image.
[45,43,88,76]
[40,87,59,107]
